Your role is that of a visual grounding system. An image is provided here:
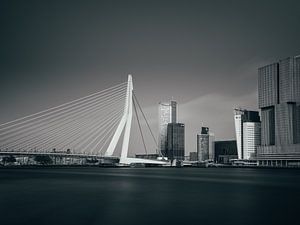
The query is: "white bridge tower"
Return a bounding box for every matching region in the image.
[104,75,166,165]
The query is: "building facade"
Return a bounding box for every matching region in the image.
[158,101,177,156]
[234,109,260,159]
[189,152,198,161]
[197,127,215,162]
[166,123,185,161]
[257,55,300,166]
[214,140,238,164]
[243,122,261,159]
[234,111,243,159]
[209,133,215,161]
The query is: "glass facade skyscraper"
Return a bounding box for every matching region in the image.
[167,123,185,161]
[158,101,177,156]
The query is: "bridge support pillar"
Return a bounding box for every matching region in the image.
[104,75,133,163]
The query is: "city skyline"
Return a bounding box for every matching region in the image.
[1,0,300,155]
[1,2,300,225]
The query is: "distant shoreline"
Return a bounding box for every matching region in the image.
[1,165,300,170]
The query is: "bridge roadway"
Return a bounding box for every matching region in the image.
[0,151,169,165]
[0,151,119,160]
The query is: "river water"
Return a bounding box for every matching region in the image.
[0,167,300,225]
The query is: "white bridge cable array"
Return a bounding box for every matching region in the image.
[0,82,127,129]
[19,107,124,154]
[4,95,125,150]
[1,94,125,149]
[0,82,128,155]
[132,91,160,155]
[81,112,122,155]
[1,89,126,148]
[0,84,127,137]
[73,108,123,154]
[43,108,123,153]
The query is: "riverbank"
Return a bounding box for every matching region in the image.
[1,164,300,169]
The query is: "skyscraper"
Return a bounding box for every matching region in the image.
[158,101,177,156]
[234,109,260,159]
[243,122,261,159]
[257,55,300,166]
[167,123,185,161]
[197,127,209,161]
[197,127,215,162]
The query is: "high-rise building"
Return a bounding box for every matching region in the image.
[158,101,177,156]
[166,123,185,161]
[197,128,209,162]
[257,55,300,166]
[243,122,261,159]
[197,127,215,162]
[234,111,243,159]
[234,109,260,159]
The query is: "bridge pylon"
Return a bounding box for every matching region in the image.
[104,75,167,165]
[104,75,133,162]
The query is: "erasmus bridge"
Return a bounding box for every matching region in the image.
[0,75,167,166]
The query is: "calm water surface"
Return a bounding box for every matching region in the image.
[0,167,300,225]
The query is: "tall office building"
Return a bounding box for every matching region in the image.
[166,123,185,161]
[234,109,260,159]
[197,127,215,161]
[243,122,261,159]
[234,110,243,159]
[158,101,177,156]
[197,127,209,161]
[257,55,300,166]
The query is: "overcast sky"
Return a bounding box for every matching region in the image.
[1,0,300,155]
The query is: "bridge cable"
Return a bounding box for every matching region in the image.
[0,81,127,155]
[1,93,125,148]
[132,97,148,155]
[3,95,124,144]
[59,108,124,152]
[33,107,124,153]
[0,85,127,135]
[21,106,122,151]
[81,110,124,154]
[89,117,122,155]
[0,82,127,129]
[4,107,123,153]
[133,92,160,156]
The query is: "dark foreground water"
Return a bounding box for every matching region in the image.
[1,167,300,225]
